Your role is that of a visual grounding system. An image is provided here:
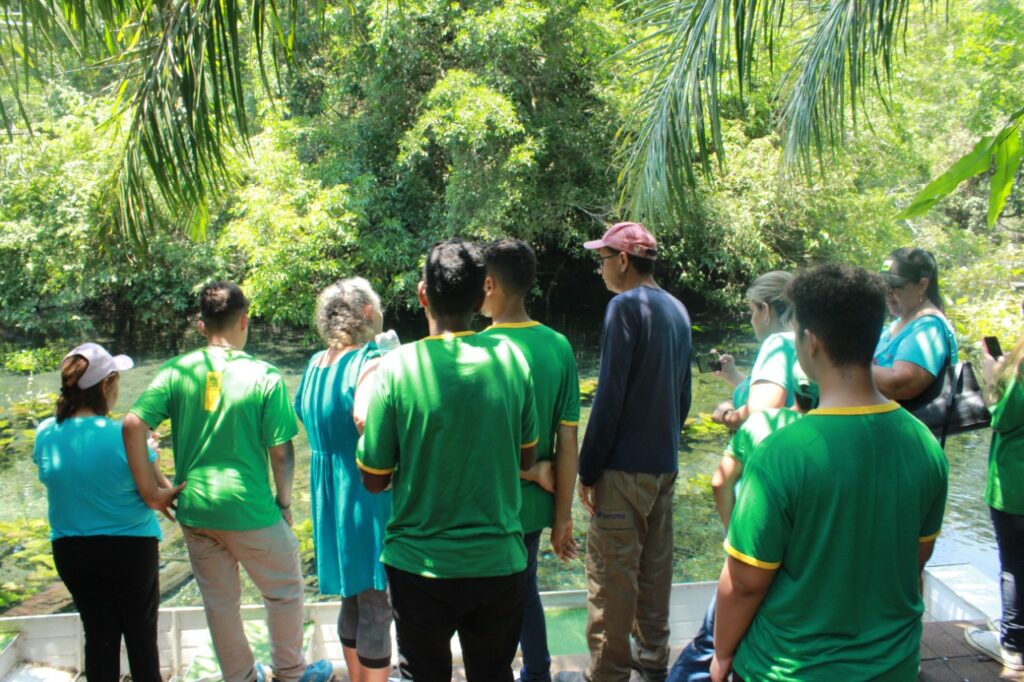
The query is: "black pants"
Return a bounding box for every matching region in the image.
[386,565,527,682]
[52,535,161,682]
[992,507,1024,653]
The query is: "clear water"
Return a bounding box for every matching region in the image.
[0,320,998,608]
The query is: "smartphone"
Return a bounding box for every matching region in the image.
[983,336,1004,359]
[695,351,722,373]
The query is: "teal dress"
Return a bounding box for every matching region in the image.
[294,344,390,597]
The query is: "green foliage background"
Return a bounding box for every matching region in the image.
[0,0,1021,346]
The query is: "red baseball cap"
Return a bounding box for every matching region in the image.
[583,222,657,260]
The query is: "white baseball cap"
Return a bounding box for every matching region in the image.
[62,343,134,389]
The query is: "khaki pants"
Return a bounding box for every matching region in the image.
[585,470,676,682]
[182,520,308,682]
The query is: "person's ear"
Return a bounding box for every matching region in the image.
[197,319,207,337]
[363,303,374,320]
[239,312,249,332]
[484,275,495,295]
[803,328,821,357]
[417,281,429,310]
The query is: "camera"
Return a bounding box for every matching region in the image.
[696,350,722,373]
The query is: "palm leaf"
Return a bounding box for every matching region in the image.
[0,0,312,244]
[620,0,923,229]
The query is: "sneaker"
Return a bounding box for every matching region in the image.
[298,659,335,682]
[964,626,1024,671]
[255,663,270,682]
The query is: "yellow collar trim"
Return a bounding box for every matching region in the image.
[422,330,476,341]
[487,321,541,329]
[810,401,900,416]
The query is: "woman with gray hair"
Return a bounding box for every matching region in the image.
[294,278,395,681]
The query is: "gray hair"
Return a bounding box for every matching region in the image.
[315,277,381,348]
[746,270,794,326]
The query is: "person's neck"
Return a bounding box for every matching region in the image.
[490,298,532,325]
[70,408,99,418]
[206,332,244,350]
[813,364,889,410]
[427,313,475,337]
[619,272,658,292]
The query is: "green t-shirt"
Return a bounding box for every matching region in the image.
[130,347,298,531]
[356,331,539,578]
[726,402,948,681]
[987,371,1024,513]
[482,322,581,534]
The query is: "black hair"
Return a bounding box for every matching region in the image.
[788,264,886,368]
[423,239,486,316]
[890,247,943,311]
[56,356,110,424]
[200,281,250,332]
[484,238,536,297]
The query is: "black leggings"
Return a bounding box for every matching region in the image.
[52,535,161,682]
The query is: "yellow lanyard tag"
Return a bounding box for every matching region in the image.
[204,371,223,411]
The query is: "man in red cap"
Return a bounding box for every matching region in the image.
[561,223,692,682]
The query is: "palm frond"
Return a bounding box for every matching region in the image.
[620,0,922,230]
[0,0,310,244]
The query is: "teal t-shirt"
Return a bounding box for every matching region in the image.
[34,416,161,541]
[734,332,812,408]
[726,402,948,681]
[357,331,539,578]
[874,314,958,376]
[987,370,1024,514]
[481,322,580,534]
[131,347,299,531]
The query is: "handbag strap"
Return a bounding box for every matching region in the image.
[935,318,957,448]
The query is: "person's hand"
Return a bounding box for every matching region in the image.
[712,401,735,426]
[551,517,577,562]
[981,344,1005,385]
[714,352,744,387]
[577,481,596,515]
[148,482,186,522]
[710,653,734,682]
[147,430,161,451]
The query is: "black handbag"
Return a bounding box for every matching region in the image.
[897,317,991,447]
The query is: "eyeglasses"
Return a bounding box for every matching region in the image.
[596,253,617,261]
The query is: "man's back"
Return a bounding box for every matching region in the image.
[580,285,692,483]
[357,331,538,579]
[130,347,297,531]
[727,403,948,680]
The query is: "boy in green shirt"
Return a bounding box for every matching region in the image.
[480,238,581,682]
[357,239,539,682]
[712,264,948,682]
[123,282,332,682]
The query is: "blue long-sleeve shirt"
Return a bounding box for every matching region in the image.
[578,285,692,486]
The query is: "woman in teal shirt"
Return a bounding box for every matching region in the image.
[34,343,164,682]
[712,271,812,431]
[873,247,958,401]
[964,328,1024,671]
[294,278,394,681]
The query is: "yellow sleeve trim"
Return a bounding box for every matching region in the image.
[919,530,941,542]
[356,460,395,475]
[559,420,579,427]
[723,540,782,570]
[422,330,476,341]
[810,401,900,416]
[521,438,539,449]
